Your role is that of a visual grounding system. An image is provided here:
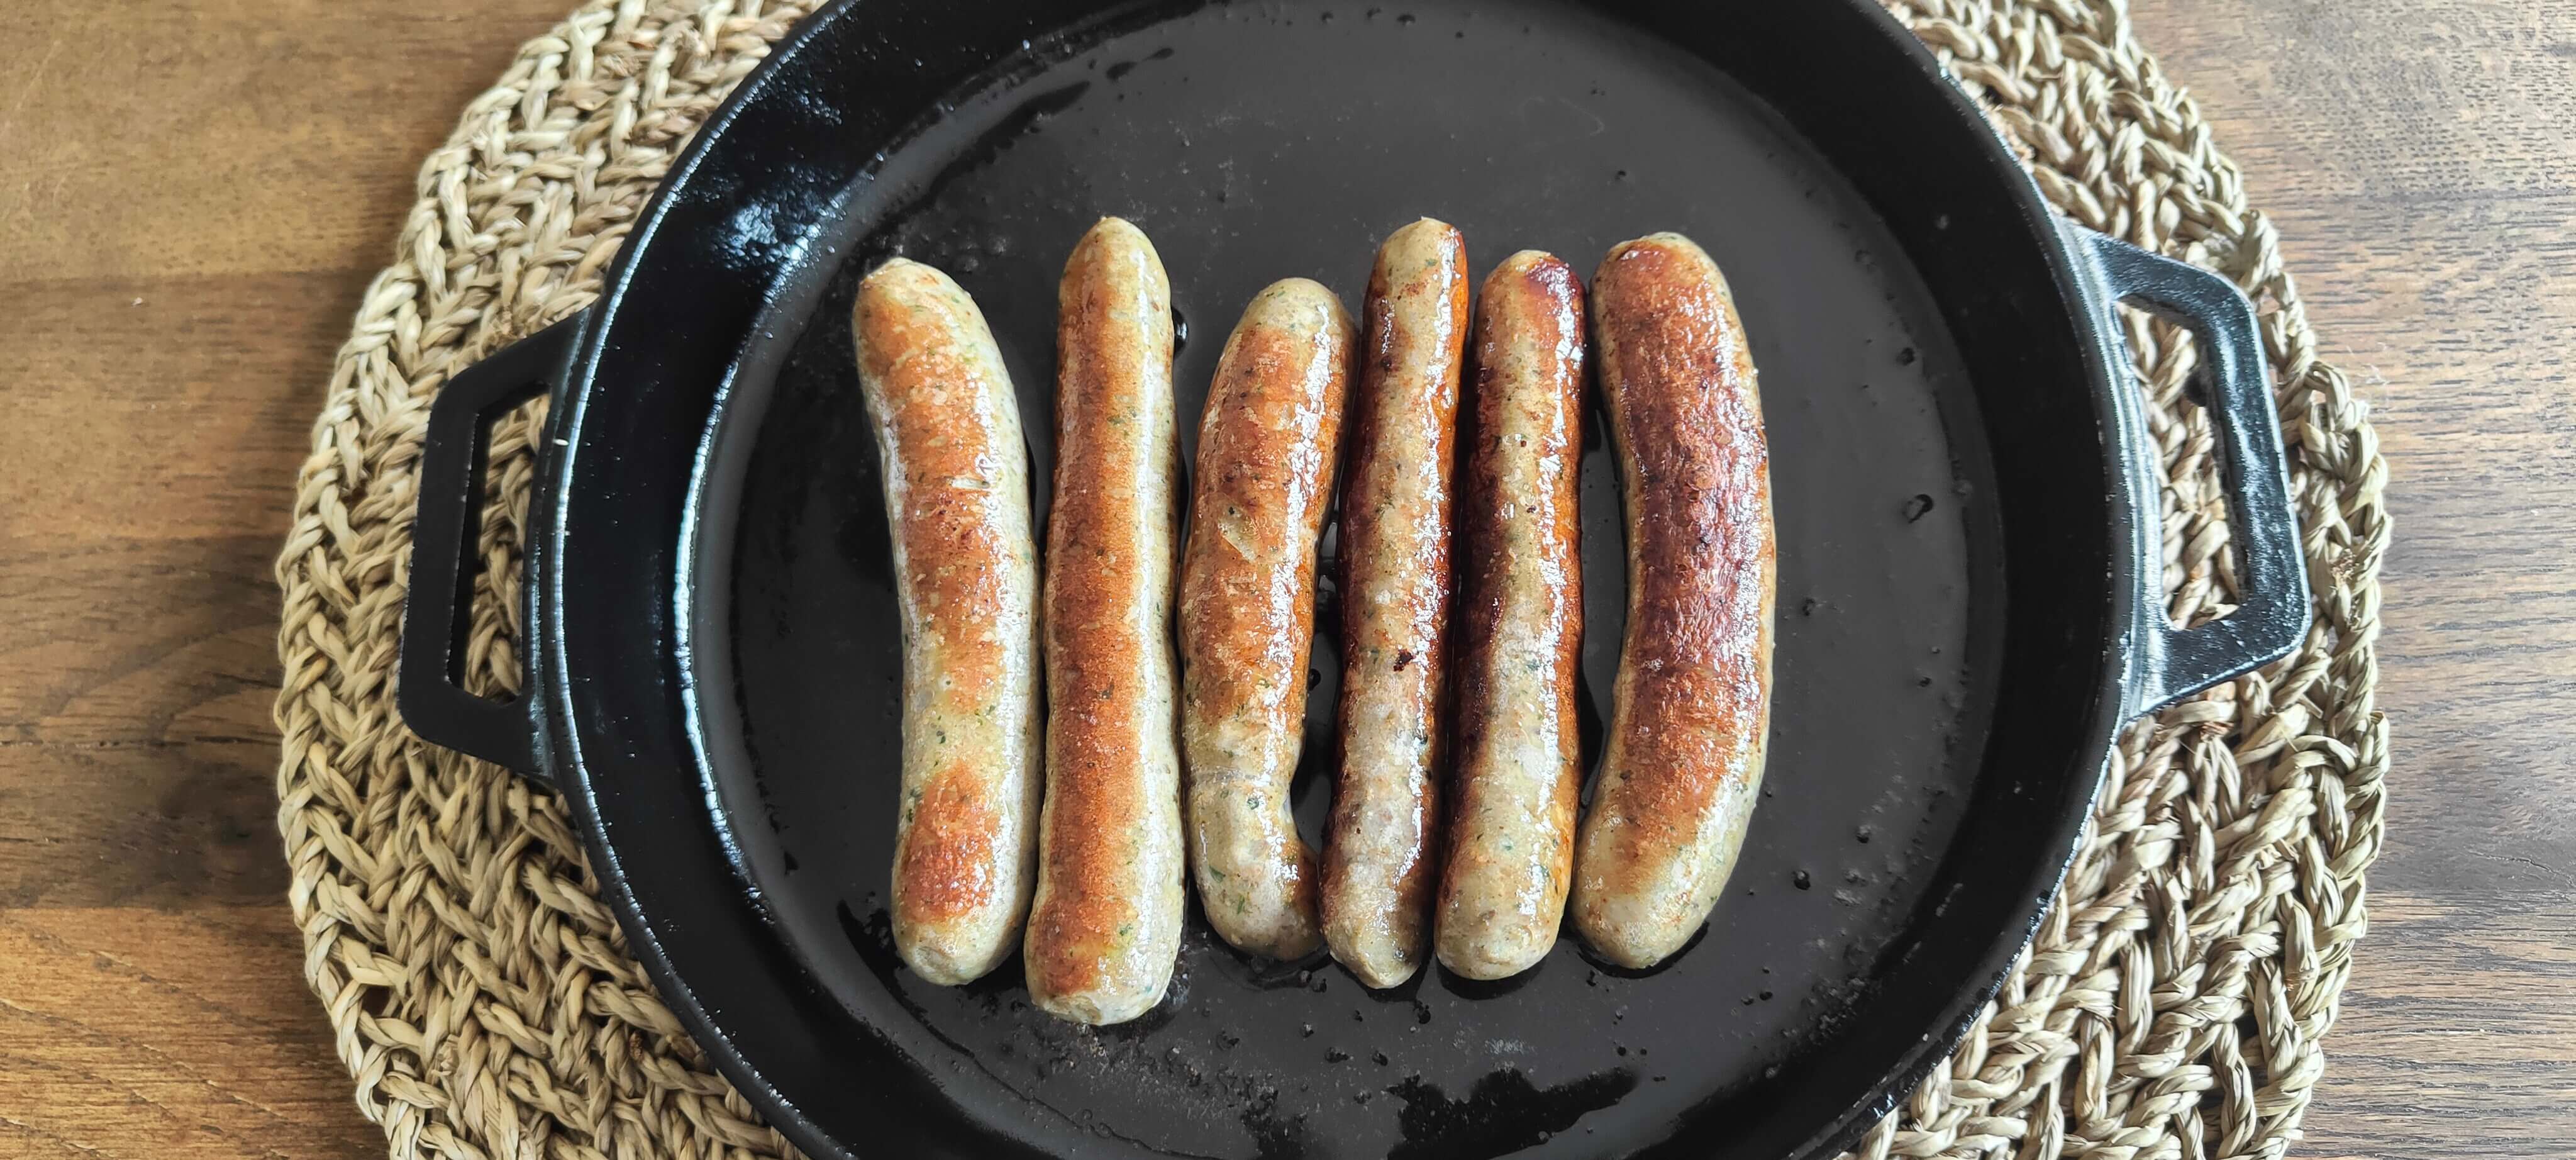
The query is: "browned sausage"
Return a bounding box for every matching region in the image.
[1179,278,1355,959]
[1432,250,1587,981]
[1569,232,1776,970]
[849,259,1043,986]
[1321,219,1468,988]
[1024,219,1187,1023]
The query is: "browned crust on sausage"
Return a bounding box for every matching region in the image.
[851,259,1040,984]
[1026,220,1179,1007]
[1434,252,1586,975]
[896,764,999,921]
[1594,240,1770,849]
[1179,279,1353,957]
[1184,328,1342,743]
[852,271,1026,945]
[1572,233,1775,966]
[852,293,1015,708]
[1321,220,1468,986]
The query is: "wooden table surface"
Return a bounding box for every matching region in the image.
[1,1,2568,1157]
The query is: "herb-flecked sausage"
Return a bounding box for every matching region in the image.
[850,258,1044,986]
[1321,219,1468,988]
[1024,219,1189,1023]
[1433,250,1587,981]
[1179,278,1355,959]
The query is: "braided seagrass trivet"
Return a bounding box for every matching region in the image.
[272,2,2390,1156]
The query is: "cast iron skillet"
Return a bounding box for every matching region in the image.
[395,1,2309,1157]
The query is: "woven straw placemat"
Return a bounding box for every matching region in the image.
[272,1,2390,1156]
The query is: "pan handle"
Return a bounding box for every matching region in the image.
[2070,226,2311,715]
[396,313,584,780]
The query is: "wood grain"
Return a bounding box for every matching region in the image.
[0,1,580,1155]
[0,1,2567,1157]
[2129,4,2576,1157]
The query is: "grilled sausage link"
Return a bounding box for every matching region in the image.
[1179,278,1355,959]
[1321,220,1468,988]
[850,258,1044,986]
[1024,219,1188,1023]
[1433,250,1587,981]
[1569,233,1776,970]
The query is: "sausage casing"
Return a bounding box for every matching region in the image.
[1321,220,1468,988]
[1024,219,1188,1023]
[1433,250,1587,981]
[1179,278,1355,959]
[1569,233,1776,970]
[850,258,1044,986]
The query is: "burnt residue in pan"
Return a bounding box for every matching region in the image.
[697,0,2003,1155]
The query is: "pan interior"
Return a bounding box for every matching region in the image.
[690,0,2004,1155]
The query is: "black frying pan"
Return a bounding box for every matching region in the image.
[396,1,2309,1157]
